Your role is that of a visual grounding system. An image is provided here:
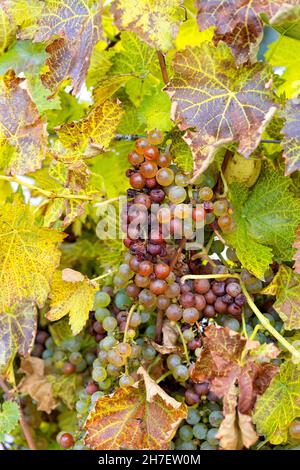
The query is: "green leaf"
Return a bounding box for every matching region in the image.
[138,90,172,132]
[270,4,300,41]
[253,360,300,445]
[266,36,300,100]
[226,166,300,279]
[262,265,300,330]
[0,401,20,440]
[0,40,47,75]
[169,131,193,174]
[48,374,77,409]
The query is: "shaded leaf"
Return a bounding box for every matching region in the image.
[253,360,300,445]
[34,0,103,94]
[166,43,276,181]
[47,269,98,335]
[48,373,77,409]
[18,357,57,413]
[262,265,300,330]
[0,200,64,310]
[0,71,48,175]
[0,2,17,54]
[111,0,184,52]
[293,225,300,274]
[270,3,300,41]
[0,401,20,441]
[282,99,300,176]
[84,366,187,450]
[0,301,37,382]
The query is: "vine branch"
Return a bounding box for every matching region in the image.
[157,51,169,85]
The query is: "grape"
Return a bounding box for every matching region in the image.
[174,203,190,220]
[119,375,135,387]
[177,442,197,450]
[91,391,104,404]
[205,289,217,305]
[138,260,153,276]
[156,168,174,186]
[86,382,99,395]
[58,432,74,449]
[139,289,157,309]
[69,352,82,365]
[211,281,226,296]
[157,207,172,224]
[129,311,141,327]
[36,331,49,345]
[209,410,223,427]
[150,188,165,203]
[134,138,148,154]
[45,337,55,351]
[125,283,140,299]
[142,344,156,360]
[92,366,107,382]
[94,291,111,308]
[213,199,228,216]
[99,336,117,351]
[289,420,300,439]
[227,303,241,316]
[185,389,200,405]
[173,364,189,382]
[226,282,242,297]
[95,307,110,322]
[166,304,182,321]
[140,161,158,178]
[180,292,195,308]
[218,214,234,232]
[168,186,187,204]
[205,212,215,224]
[193,423,208,440]
[128,151,144,166]
[42,349,53,360]
[194,382,209,396]
[63,362,76,376]
[118,263,133,280]
[194,294,206,311]
[200,441,216,450]
[182,328,195,342]
[175,173,189,186]
[130,172,146,189]
[106,364,120,377]
[154,263,170,280]
[179,425,194,442]
[76,359,87,373]
[150,279,167,295]
[93,321,105,334]
[157,152,172,168]
[186,408,201,425]
[214,298,227,314]
[117,342,132,357]
[144,145,159,161]
[76,400,89,414]
[199,187,213,201]
[165,282,180,299]
[193,279,210,294]
[147,129,164,145]
[206,428,219,446]
[102,316,118,332]
[203,305,216,318]
[98,378,112,391]
[107,350,124,367]
[135,274,150,288]
[223,317,240,331]
[113,274,127,289]
[183,307,200,324]
[167,354,181,370]
[246,278,263,293]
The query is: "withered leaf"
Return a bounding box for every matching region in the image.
[293,225,300,274]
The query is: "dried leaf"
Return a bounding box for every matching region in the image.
[293,225,300,274]
[47,373,77,409]
[162,320,179,348]
[47,270,98,335]
[0,199,64,310]
[18,357,57,413]
[282,99,300,175]
[84,367,187,450]
[0,71,47,175]
[166,43,276,180]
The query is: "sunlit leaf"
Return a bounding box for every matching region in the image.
[0,401,20,441]
[282,99,300,176]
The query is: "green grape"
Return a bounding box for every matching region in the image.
[42,349,53,360]
[186,408,200,425]
[175,173,190,186]
[193,423,208,440]
[118,263,134,280]
[200,441,216,450]
[205,213,215,224]
[69,352,83,365]
[94,291,111,309]
[76,359,87,373]
[156,168,174,186]
[119,375,135,387]
[102,316,118,332]
[168,186,187,204]
[213,199,228,216]
[145,324,156,339]
[179,425,194,442]
[106,363,120,377]
[63,337,82,352]
[177,442,197,450]
[93,358,103,368]
[207,428,219,446]
[99,336,117,351]
[167,354,181,370]
[129,311,141,327]
[141,311,151,323]
[209,411,223,427]
[91,391,104,404]
[263,313,275,327]
[142,345,156,361]
[199,186,213,201]
[223,318,240,332]
[183,329,195,342]
[114,290,133,310]
[113,274,127,289]
[130,344,142,358]
[173,364,189,382]
[75,400,89,414]
[95,307,110,322]
[207,402,221,412]
[85,352,96,365]
[98,378,112,391]
[53,350,66,361]
[92,366,107,382]
[45,337,55,351]
[44,357,52,368]
[107,350,124,367]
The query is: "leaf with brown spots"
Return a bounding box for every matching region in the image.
[282,99,300,175]
[34,0,103,94]
[262,265,300,330]
[195,1,299,64]
[166,43,276,181]
[293,226,300,274]
[84,366,187,450]
[0,71,47,175]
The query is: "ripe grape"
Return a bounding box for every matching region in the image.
[147,129,163,145]
[129,172,146,189]
[138,260,153,276]
[183,307,200,324]
[226,282,242,297]
[168,186,187,204]
[140,161,158,178]
[144,145,159,161]
[193,279,210,294]
[166,304,182,321]
[156,168,174,186]
[199,186,213,201]
[63,362,76,376]
[128,151,144,166]
[150,188,165,203]
[175,173,189,186]
[135,274,150,288]
[139,289,157,309]
[213,199,228,216]
[134,138,148,154]
[289,420,300,439]
[156,294,170,310]
[58,432,74,449]
[165,282,180,299]
[180,292,195,308]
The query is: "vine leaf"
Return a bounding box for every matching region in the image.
[195,1,300,64]
[47,269,98,335]
[0,2,17,53]
[253,360,300,445]
[282,99,300,176]
[84,366,187,450]
[34,0,103,94]
[293,226,300,274]
[57,99,124,154]
[18,357,57,414]
[0,401,20,441]
[270,3,300,41]
[190,325,279,449]
[166,43,277,181]
[0,301,37,382]
[226,167,300,279]
[0,71,48,175]
[111,0,184,52]
[47,373,77,409]
[0,199,64,311]
[262,265,300,330]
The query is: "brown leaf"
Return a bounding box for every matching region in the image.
[84,367,187,450]
[0,71,47,175]
[162,320,179,348]
[293,225,300,274]
[18,357,57,413]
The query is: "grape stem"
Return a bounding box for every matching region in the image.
[181,273,300,360]
[170,237,186,270]
[156,370,172,384]
[0,377,37,450]
[91,270,117,282]
[175,323,190,365]
[155,309,164,344]
[157,51,169,85]
[123,303,137,374]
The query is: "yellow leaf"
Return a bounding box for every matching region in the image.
[47,270,98,335]
[0,199,64,310]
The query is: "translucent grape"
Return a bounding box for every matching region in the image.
[168,186,187,204]
[156,168,174,187]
